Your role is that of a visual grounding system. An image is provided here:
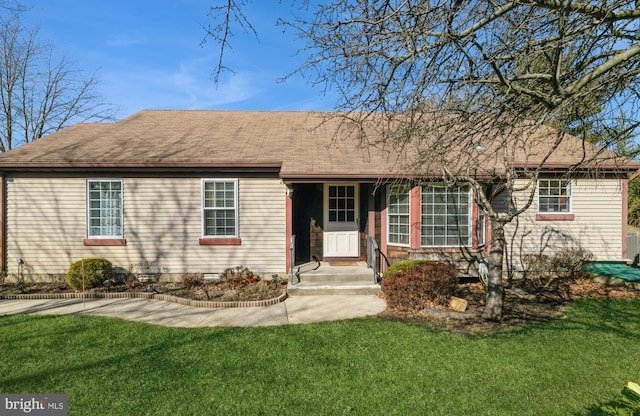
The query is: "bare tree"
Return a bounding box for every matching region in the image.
[207,0,640,320]
[0,14,114,152]
[201,0,258,85]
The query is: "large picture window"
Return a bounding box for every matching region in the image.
[421,185,471,247]
[202,179,238,238]
[387,185,410,245]
[87,180,123,238]
[538,179,571,213]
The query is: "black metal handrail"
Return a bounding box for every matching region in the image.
[366,235,389,284]
[289,235,296,284]
[289,235,321,284]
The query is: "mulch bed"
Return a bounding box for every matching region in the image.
[380,278,640,334]
[0,277,288,303]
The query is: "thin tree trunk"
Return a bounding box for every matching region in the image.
[482,221,505,321]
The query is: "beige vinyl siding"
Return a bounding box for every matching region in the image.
[505,178,624,263]
[5,177,287,279]
[6,178,87,278]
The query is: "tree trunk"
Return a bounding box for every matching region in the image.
[482,221,505,321]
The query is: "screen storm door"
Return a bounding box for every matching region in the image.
[323,184,359,257]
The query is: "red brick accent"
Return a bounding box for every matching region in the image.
[198,238,241,245]
[83,238,127,246]
[535,213,575,221]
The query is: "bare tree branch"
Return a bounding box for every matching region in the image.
[0,14,114,151]
[201,0,259,85]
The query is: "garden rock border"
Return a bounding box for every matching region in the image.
[0,291,288,308]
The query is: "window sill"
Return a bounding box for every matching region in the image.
[536,213,575,221]
[199,238,241,246]
[83,238,127,246]
[387,242,410,247]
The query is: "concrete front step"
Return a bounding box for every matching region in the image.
[288,261,380,295]
[287,282,381,296]
[293,273,376,283]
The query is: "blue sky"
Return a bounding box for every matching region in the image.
[21,0,333,120]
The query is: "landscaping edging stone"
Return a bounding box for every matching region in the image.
[0,291,288,308]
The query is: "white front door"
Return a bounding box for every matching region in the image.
[323,184,359,257]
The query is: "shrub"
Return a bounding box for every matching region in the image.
[383,260,433,278]
[523,247,595,290]
[126,276,142,289]
[219,266,259,285]
[67,258,114,290]
[381,261,458,311]
[182,273,205,290]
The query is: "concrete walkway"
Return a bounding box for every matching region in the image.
[0,295,387,327]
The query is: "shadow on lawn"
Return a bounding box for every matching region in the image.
[558,298,640,341]
[378,288,640,338]
[0,315,244,392]
[578,383,640,416]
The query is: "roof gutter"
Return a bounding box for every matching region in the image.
[0,162,283,169]
[0,162,283,175]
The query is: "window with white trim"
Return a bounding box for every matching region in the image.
[538,180,571,213]
[387,185,410,245]
[421,185,471,247]
[87,180,123,238]
[202,179,238,237]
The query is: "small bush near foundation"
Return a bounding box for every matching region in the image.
[383,259,433,278]
[381,261,458,311]
[523,247,595,290]
[182,273,205,290]
[126,276,142,289]
[219,266,259,285]
[67,258,114,290]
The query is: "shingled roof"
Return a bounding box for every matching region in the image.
[0,110,636,180]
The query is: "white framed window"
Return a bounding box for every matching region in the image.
[387,185,411,246]
[202,179,238,238]
[87,180,123,238]
[421,185,472,247]
[538,179,571,213]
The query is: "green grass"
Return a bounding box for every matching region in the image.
[1,299,639,415]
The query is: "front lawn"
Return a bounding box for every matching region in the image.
[1,298,639,415]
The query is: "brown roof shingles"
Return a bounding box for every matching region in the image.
[0,110,636,179]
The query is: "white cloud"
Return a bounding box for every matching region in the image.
[100,57,269,119]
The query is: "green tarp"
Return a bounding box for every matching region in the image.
[584,262,640,282]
